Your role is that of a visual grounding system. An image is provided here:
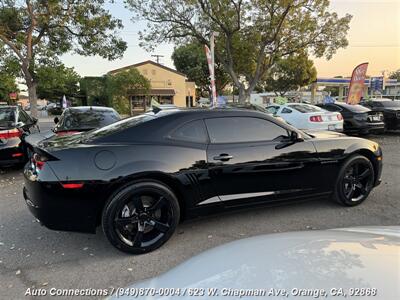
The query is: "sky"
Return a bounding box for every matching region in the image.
[61,0,400,79]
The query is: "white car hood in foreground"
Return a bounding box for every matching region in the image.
[112,227,400,299]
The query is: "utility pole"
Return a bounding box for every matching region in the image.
[151,54,164,64]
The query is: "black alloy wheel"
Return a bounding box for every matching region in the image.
[333,155,375,206]
[102,181,180,254]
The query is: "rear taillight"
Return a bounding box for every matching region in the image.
[32,153,48,170]
[61,183,84,189]
[337,114,343,121]
[0,128,22,139]
[309,115,323,122]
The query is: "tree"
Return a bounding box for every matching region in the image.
[0,72,17,101]
[0,1,127,117]
[80,69,150,115]
[259,53,317,96]
[125,0,352,103]
[36,63,80,101]
[172,42,230,97]
[389,69,400,82]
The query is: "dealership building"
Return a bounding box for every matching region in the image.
[108,60,196,113]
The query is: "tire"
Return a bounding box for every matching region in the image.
[102,181,180,254]
[333,155,375,206]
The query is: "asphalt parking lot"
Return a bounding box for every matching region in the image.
[1,120,399,299]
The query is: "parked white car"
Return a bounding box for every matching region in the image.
[110,227,400,300]
[267,103,343,132]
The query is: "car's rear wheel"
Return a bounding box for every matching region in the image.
[333,155,375,206]
[102,181,180,254]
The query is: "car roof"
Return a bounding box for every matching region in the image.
[65,106,117,112]
[150,107,275,119]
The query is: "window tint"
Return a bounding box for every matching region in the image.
[170,120,208,143]
[205,117,288,144]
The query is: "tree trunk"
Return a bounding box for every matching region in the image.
[237,87,250,103]
[27,81,38,118]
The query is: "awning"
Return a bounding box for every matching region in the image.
[131,89,176,96]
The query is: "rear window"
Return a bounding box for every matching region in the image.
[0,108,16,127]
[288,104,323,113]
[58,109,121,131]
[338,103,370,112]
[84,113,155,140]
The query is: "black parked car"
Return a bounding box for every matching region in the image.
[53,106,121,136]
[0,106,38,166]
[23,109,382,254]
[361,99,400,130]
[316,102,384,135]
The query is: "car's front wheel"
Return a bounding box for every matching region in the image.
[333,155,375,206]
[102,181,180,254]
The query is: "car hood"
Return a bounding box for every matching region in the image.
[111,227,400,300]
[305,130,346,139]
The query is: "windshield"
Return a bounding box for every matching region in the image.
[288,104,323,113]
[57,109,121,131]
[0,107,16,127]
[378,101,400,108]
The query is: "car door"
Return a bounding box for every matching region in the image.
[204,116,323,207]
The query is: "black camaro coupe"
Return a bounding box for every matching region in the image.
[23,109,382,254]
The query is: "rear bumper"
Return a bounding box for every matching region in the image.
[0,142,26,166]
[23,167,107,233]
[344,120,385,134]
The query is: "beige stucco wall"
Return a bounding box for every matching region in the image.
[134,63,195,107]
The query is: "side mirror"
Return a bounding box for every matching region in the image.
[290,131,304,142]
[54,117,59,124]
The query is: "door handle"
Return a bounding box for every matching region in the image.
[213,153,233,161]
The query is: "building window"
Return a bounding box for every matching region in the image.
[143,69,148,75]
[151,69,156,75]
[167,79,172,86]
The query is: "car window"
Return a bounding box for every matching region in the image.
[18,109,31,124]
[281,107,293,113]
[169,120,208,144]
[288,104,322,113]
[58,109,121,131]
[371,102,383,108]
[0,107,16,127]
[323,105,342,112]
[266,106,279,114]
[205,117,288,144]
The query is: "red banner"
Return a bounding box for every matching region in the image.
[346,63,368,105]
